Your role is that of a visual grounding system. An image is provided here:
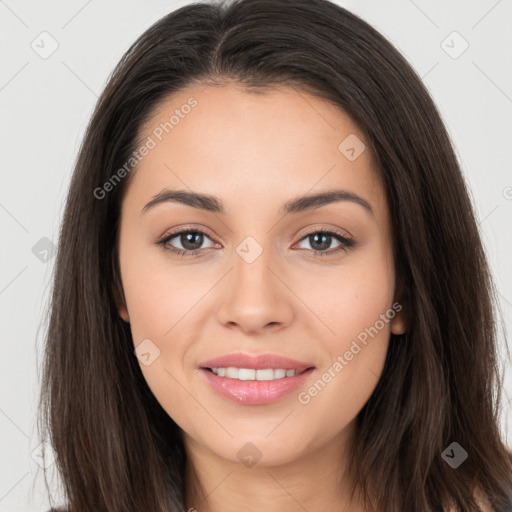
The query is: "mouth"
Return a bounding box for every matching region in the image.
[199,352,315,374]
[202,366,313,381]
[198,352,316,405]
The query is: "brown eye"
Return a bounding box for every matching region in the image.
[157,229,216,257]
[295,228,355,257]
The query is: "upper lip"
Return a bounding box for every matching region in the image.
[199,352,315,371]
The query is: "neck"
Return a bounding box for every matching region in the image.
[183,420,366,512]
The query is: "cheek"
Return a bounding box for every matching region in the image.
[118,241,205,409]
[120,238,201,342]
[309,249,394,345]
[327,277,393,345]
[120,254,197,419]
[296,252,394,409]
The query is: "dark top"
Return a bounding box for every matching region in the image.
[435,507,512,512]
[49,506,512,512]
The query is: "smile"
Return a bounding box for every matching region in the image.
[207,367,306,380]
[200,367,315,405]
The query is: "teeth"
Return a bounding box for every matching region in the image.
[238,368,255,380]
[210,367,301,380]
[274,369,286,378]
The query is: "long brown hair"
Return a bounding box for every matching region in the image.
[37,0,512,510]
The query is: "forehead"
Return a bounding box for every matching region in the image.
[123,83,388,222]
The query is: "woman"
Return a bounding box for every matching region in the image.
[38,0,512,510]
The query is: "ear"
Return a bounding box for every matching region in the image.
[391,274,407,335]
[390,311,406,335]
[113,276,130,323]
[115,287,130,323]
[112,247,130,323]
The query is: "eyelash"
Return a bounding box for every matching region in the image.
[156,226,355,258]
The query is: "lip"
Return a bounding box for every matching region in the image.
[199,352,314,372]
[198,352,316,406]
[199,366,315,405]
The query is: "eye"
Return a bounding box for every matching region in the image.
[156,226,355,258]
[157,228,217,257]
[294,227,354,257]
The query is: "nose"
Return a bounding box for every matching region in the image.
[216,241,294,336]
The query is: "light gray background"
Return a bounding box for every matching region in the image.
[1,1,511,510]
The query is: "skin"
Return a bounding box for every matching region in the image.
[116,82,407,512]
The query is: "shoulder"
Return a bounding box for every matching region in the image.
[443,487,496,512]
[443,505,494,512]
[445,505,494,512]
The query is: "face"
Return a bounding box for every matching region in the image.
[115,83,405,468]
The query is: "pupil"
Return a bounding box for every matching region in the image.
[182,232,202,250]
[311,233,330,251]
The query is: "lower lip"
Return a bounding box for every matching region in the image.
[199,367,315,405]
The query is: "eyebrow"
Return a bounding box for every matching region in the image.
[141,188,374,217]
